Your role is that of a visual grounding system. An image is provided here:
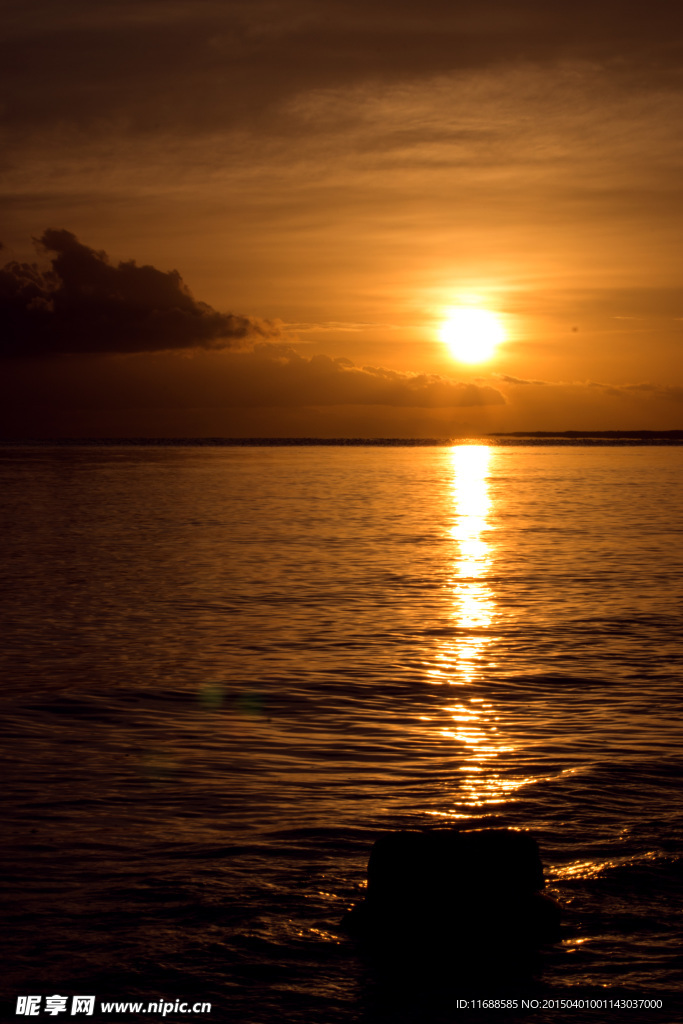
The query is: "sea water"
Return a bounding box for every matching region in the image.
[1,443,681,1023]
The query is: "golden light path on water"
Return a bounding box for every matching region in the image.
[427,445,533,815]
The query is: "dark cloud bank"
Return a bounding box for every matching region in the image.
[201,345,505,409]
[0,229,275,357]
[0,231,504,434]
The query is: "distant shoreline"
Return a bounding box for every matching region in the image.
[492,430,683,438]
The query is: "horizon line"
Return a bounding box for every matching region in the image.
[1,430,682,448]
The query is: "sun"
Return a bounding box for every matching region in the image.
[439,308,505,364]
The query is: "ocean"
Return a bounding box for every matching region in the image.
[1,442,681,1023]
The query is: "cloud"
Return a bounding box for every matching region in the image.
[0,230,277,357]
[497,374,683,403]
[497,374,549,386]
[214,344,506,407]
[3,2,682,141]
[0,337,506,438]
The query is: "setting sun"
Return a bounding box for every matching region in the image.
[439,308,505,364]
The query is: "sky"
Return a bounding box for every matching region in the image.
[2,0,683,437]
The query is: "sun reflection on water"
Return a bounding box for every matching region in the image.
[426,444,527,812]
[449,445,497,684]
[428,444,497,688]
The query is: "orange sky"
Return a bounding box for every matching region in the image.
[2,1,682,436]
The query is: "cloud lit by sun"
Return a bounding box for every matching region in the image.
[439,308,505,364]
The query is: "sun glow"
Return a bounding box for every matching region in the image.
[439,308,505,363]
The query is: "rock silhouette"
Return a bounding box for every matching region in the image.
[342,828,561,956]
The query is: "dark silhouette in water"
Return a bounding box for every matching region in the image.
[342,828,561,970]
